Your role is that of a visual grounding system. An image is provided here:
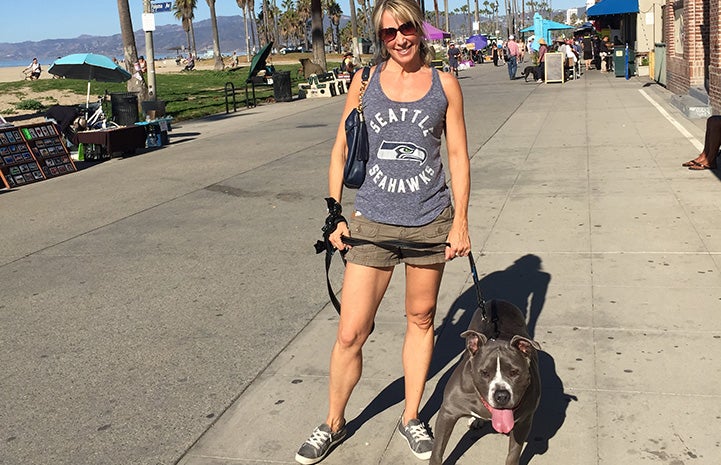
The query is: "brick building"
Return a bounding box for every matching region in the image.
[664,0,721,113]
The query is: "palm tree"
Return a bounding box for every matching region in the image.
[116,0,148,100]
[444,0,449,33]
[348,0,359,56]
[174,0,198,58]
[324,0,342,53]
[206,0,224,69]
[310,0,326,69]
[434,0,440,28]
[237,0,251,61]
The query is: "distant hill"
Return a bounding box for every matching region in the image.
[0,13,537,66]
[0,16,260,65]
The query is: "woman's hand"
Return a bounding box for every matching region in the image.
[445,223,471,260]
[329,221,350,251]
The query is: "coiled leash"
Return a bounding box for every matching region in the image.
[314,197,491,326]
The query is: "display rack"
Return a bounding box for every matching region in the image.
[0,122,76,189]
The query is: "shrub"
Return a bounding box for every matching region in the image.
[15,99,45,111]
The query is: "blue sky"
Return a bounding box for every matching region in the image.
[3,0,583,43]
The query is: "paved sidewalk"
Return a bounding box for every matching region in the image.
[178,69,721,465]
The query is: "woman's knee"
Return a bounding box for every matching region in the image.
[336,324,372,350]
[405,305,436,331]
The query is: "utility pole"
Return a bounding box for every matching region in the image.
[142,0,157,99]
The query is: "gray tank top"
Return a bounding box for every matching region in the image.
[354,64,451,226]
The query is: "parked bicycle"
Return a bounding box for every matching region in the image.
[80,92,120,130]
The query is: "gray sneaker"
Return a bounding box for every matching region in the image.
[398,418,433,460]
[295,423,347,465]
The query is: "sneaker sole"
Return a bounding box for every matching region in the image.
[397,428,432,460]
[294,431,347,465]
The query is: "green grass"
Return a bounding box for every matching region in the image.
[0,63,340,122]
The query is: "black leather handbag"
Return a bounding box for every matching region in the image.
[343,66,371,189]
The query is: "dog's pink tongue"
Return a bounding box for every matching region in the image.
[489,407,514,434]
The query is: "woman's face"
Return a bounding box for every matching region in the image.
[379,10,420,66]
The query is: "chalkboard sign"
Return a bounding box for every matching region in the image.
[544,52,565,83]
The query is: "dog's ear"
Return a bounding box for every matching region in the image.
[461,330,487,355]
[511,335,541,356]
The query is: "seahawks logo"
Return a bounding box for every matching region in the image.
[377,141,427,164]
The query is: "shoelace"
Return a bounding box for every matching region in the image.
[306,428,332,449]
[407,424,431,442]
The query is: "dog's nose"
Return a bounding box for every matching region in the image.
[493,389,511,406]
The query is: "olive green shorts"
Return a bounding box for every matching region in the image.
[344,206,454,267]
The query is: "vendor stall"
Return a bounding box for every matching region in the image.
[76,125,146,160]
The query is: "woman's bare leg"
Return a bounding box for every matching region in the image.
[325,262,394,431]
[401,262,444,424]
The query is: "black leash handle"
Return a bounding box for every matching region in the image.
[467,253,487,318]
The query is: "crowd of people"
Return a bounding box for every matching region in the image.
[429,31,620,83]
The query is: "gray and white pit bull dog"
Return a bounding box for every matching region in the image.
[430,300,541,465]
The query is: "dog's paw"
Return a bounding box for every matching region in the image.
[467,417,487,430]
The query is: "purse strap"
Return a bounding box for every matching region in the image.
[356,66,371,118]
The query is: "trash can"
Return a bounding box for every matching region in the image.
[141,100,166,119]
[110,92,139,126]
[273,71,292,102]
[613,46,636,78]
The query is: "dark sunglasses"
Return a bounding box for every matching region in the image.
[378,21,418,43]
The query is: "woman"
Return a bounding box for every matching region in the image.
[682,115,720,170]
[295,0,471,463]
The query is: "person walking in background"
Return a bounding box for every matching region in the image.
[582,35,594,70]
[491,40,499,66]
[505,35,519,80]
[682,115,720,170]
[447,41,460,76]
[294,0,471,462]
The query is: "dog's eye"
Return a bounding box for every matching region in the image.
[480,370,490,378]
[509,369,519,377]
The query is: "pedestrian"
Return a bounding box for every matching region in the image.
[582,35,594,70]
[491,40,499,66]
[505,34,519,80]
[536,38,548,83]
[294,0,471,462]
[447,41,460,76]
[682,115,720,170]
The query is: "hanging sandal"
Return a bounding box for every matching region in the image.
[682,159,700,167]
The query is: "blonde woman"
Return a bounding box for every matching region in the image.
[295,0,471,463]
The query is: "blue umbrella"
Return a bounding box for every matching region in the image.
[48,53,132,109]
[466,34,488,50]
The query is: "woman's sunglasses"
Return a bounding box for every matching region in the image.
[378,21,418,43]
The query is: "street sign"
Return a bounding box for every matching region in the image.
[152,2,172,13]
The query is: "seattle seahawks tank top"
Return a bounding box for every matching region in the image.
[354,64,451,226]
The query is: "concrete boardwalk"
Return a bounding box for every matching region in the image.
[178,70,721,464]
[2,63,720,465]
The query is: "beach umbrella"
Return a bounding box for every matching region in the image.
[48,53,132,109]
[247,41,274,81]
[466,34,488,50]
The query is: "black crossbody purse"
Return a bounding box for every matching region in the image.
[343,66,371,189]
